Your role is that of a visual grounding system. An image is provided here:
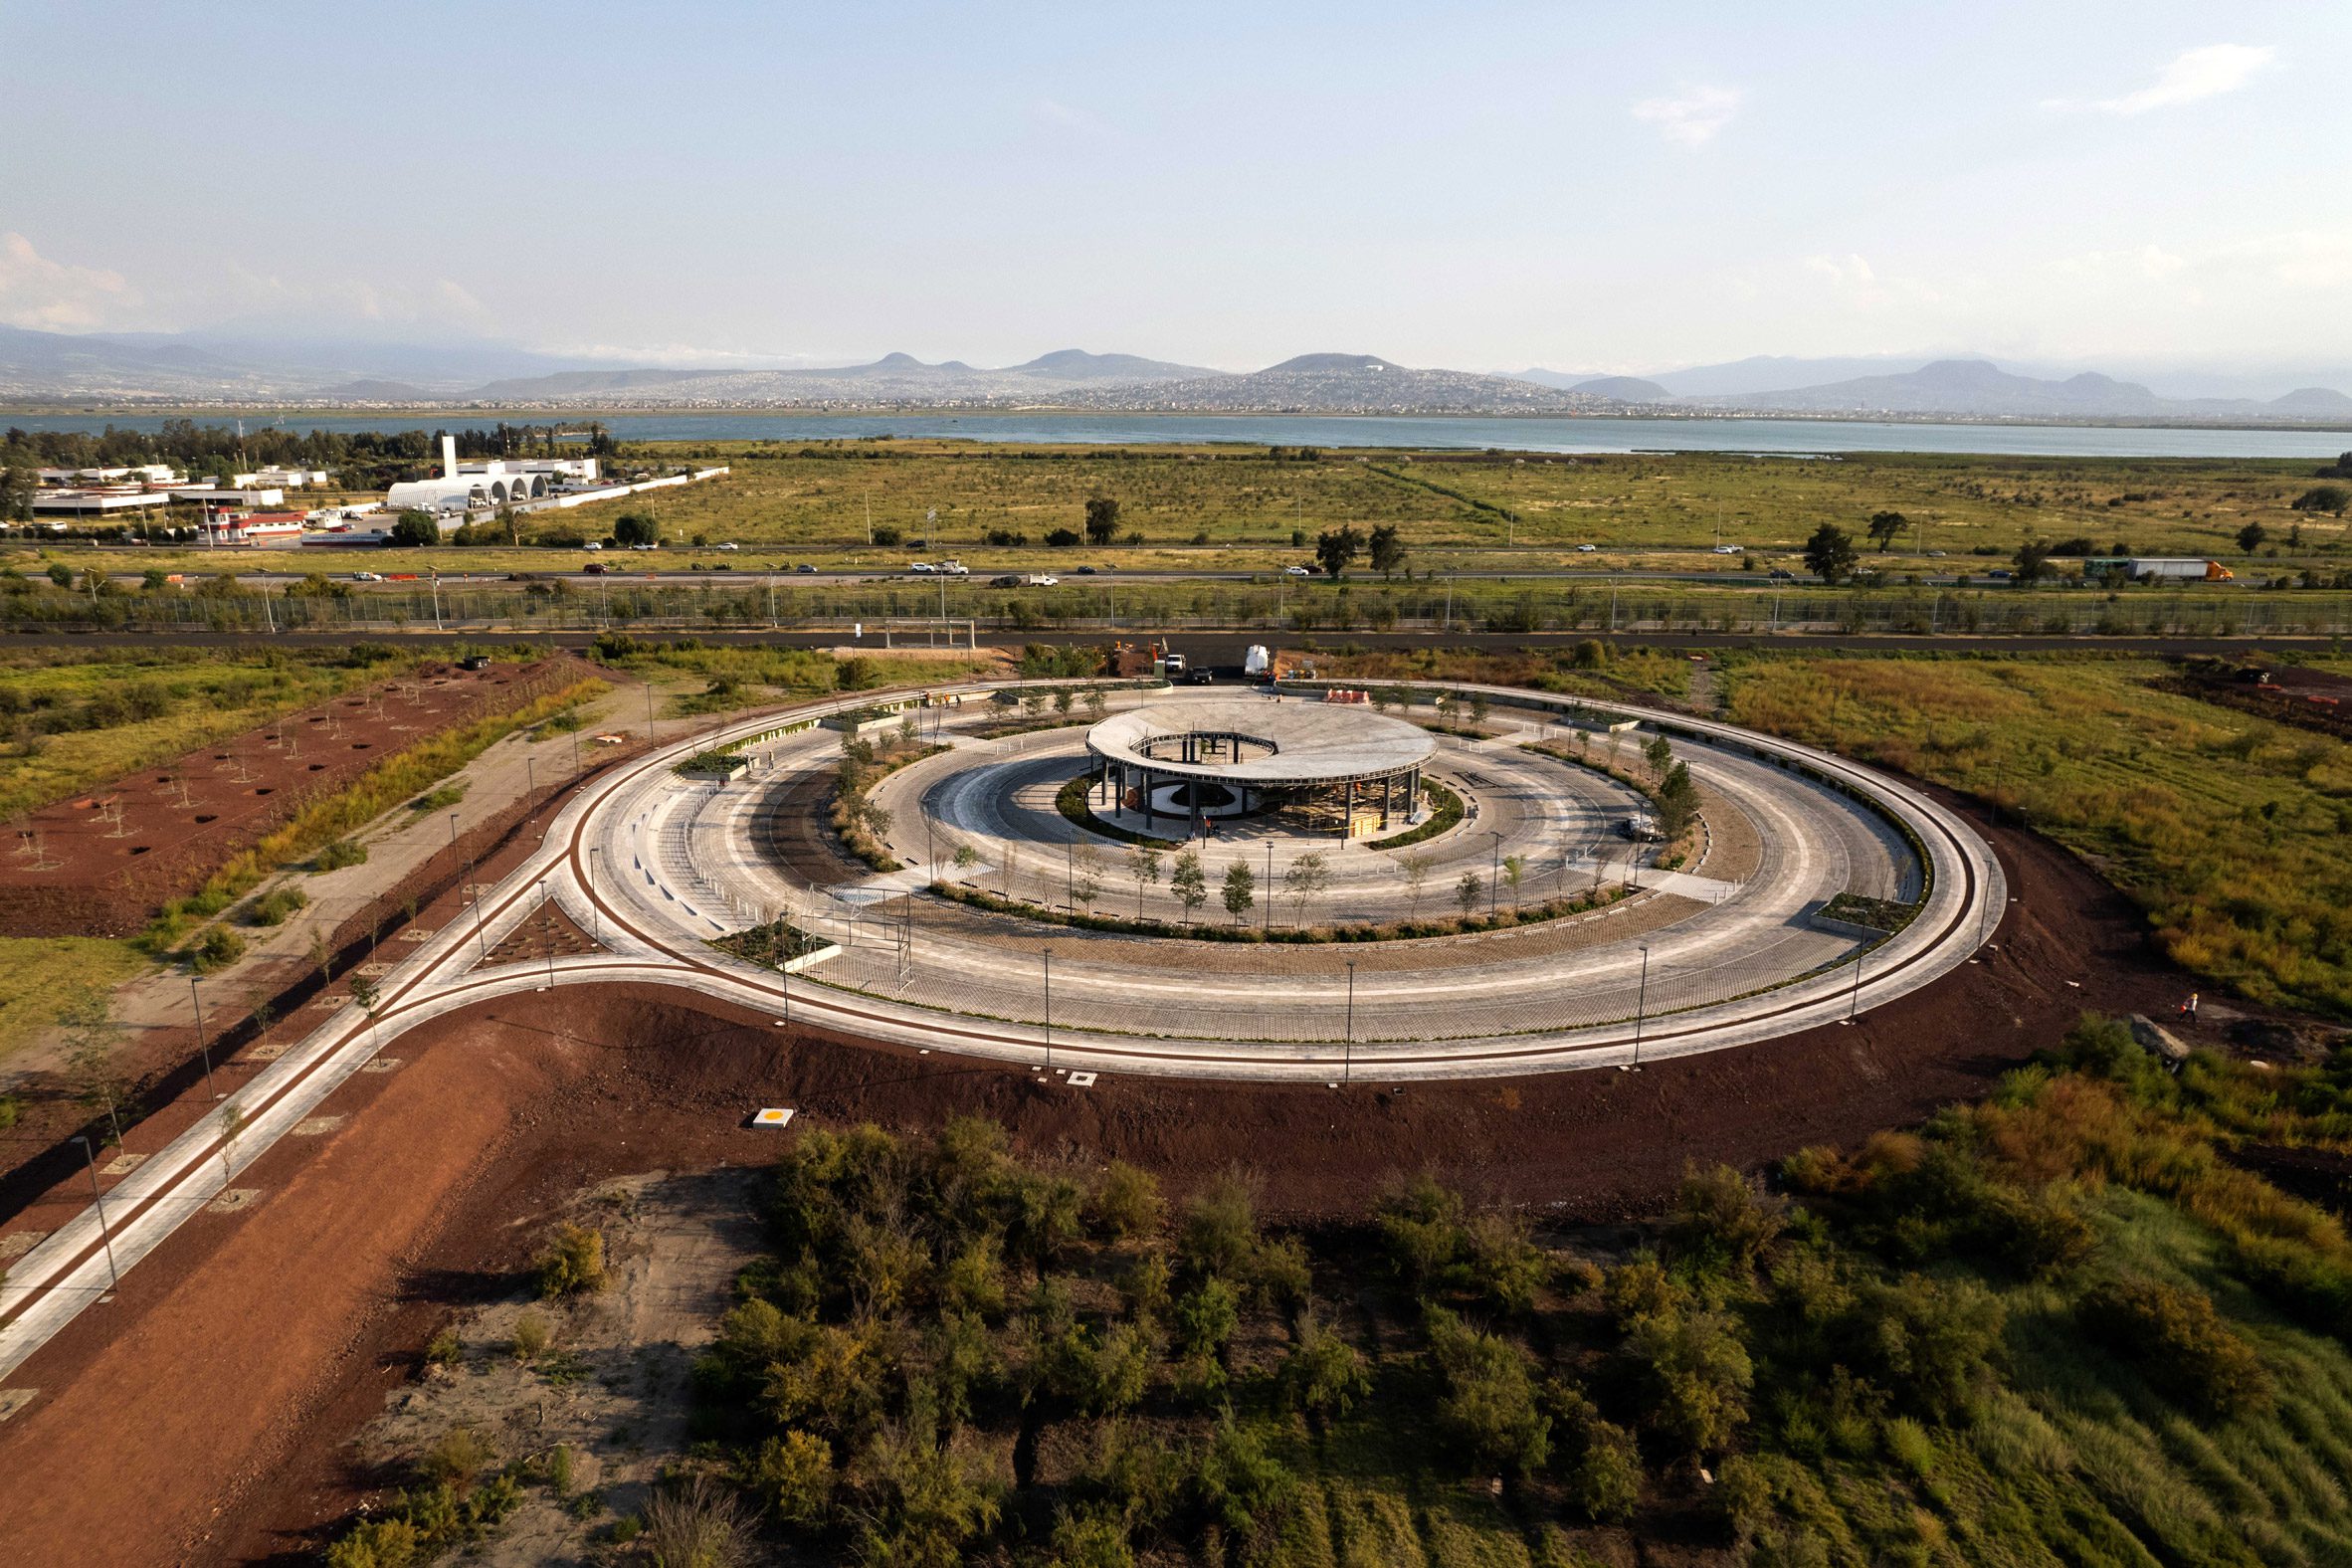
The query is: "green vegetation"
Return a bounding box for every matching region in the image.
[674,1023,2352,1565]
[1363,778,1463,850]
[1817,891,1920,931]
[243,884,307,927]
[830,731,949,873]
[0,644,404,819]
[1719,653,2352,1016]
[0,936,146,1063]
[926,876,1630,946]
[533,1224,609,1298]
[147,680,606,958]
[1055,773,1181,850]
[710,916,830,968]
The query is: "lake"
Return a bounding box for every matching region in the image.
[6,410,2348,460]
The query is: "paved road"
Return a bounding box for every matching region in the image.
[0,677,2002,1385]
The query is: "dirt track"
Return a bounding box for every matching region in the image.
[0,789,2217,1564]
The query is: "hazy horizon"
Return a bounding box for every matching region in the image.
[8,1,2348,381]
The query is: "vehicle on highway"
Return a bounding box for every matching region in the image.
[1282,564,1311,576]
[910,561,937,574]
[1075,565,1097,574]
[937,559,969,575]
[1926,549,1947,557]
[1180,670,1215,686]
[630,542,658,551]
[351,570,383,581]
[989,574,1023,588]
[1576,543,1598,552]
[796,563,817,573]
[1027,574,1059,587]
[583,562,608,574]
[1711,544,1741,555]
[715,541,739,551]
[1768,568,1796,580]
[582,541,603,551]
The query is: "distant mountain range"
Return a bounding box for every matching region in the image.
[2,324,2347,425]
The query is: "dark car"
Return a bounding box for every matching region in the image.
[1181,670,1215,686]
[1767,568,1795,581]
[795,563,817,573]
[583,562,608,574]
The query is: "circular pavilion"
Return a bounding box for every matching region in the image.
[1082,698,1438,837]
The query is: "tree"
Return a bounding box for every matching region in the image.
[1368,523,1408,579]
[1073,849,1103,915]
[2237,520,2268,554]
[1865,510,1907,551]
[59,985,129,1147]
[1502,855,1525,909]
[1083,495,1121,545]
[1802,523,1858,584]
[612,509,660,547]
[497,504,521,546]
[1643,732,1673,775]
[386,508,441,547]
[1314,524,1363,579]
[1398,853,1433,918]
[1283,850,1330,926]
[1170,850,1208,924]
[1656,762,1699,839]
[1221,861,1255,925]
[1132,845,1162,917]
[2293,485,2350,516]
[1456,872,1482,919]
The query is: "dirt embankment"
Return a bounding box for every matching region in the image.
[0,656,599,938]
[0,784,2242,1565]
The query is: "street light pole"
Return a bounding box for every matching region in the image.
[540,879,556,988]
[1344,960,1356,1084]
[1488,831,1502,915]
[190,976,218,1099]
[72,1135,120,1294]
[1849,946,1866,1019]
[586,847,601,943]
[1042,947,1053,1074]
[1631,942,1653,1070]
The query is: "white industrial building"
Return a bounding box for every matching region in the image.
[30,489,176,515]
[385,437,600,513]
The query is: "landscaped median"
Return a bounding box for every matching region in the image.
[926,876,1635,944]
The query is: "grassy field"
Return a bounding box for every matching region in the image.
[332,1019,2352,1566]
[1715,653,2352,1017]
[0,646,408,820]
[0,935,146,1064]
[8,445,2349,588]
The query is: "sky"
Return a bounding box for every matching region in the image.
[6,0,2350,380]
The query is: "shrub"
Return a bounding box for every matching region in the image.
[1426,1306,1550,1473]
[1191,1414,1294,1539]
[1624,1307,1752,1457]
[746,1430,834,1526]
[511,1310,551,1361]
[419,1426,492,1488]
[1173,1277,1240,1361]
[1460,1212,1548,1313]
[1090,1161,1163,1241]
[1279,1312,1369,1416]
[324,1518,420,1568]
[2081,1274,2271,1418]
[424,1327,462,1368]
[545,1442,575,1498]
[640,1475,749,1568]
[1377,1173,1465,1292]
[1669,1163,1784,1278]
[312,838,368,873]
[1567,1419,1643,1522]
[1178,1170,1260,1279]
[246,885,307,926]
[1250,1235,1313,1310]
[534,1223,608,1297]
[191,924,245,973]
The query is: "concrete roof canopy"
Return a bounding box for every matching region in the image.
[1085,699,1435,788]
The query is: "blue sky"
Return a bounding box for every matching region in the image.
[6,0,2347,376]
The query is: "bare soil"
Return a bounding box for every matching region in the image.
[0,786,2294,1565]
[0,657,599,938]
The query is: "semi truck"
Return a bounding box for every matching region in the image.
[2087,557,2236,583]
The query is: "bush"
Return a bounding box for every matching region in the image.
[640,1475,749,1568]
[190,924,245,973]
[1426,1306,1550,1473]
[534,1223,608,1297]
[1567,1419,1643,1522]
[511,1310,551,1361]
[1173,1277,1240,1361]
[1624,1307,1752,1457]
[312,838,368,873]
[1279,1312,1369,1416]
[324,1518,420,1568]
[419,1426,492,1488]
[746,1430,834,1526]
[424,1327,462,1368]
[1669,1163,1784,1278]
[1377,1173,1465,1293]
[1178,1170,1260,1279]
[246,885,307,926]
[1090,1161,1163,1241]
[2081,1274,2271,1418]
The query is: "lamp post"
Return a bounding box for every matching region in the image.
[1630,942,1653,1070]
[1487,831,1503,915]
[539,879,556,989]
[448,811,459,851]
[1849,945,1866,1020]
[469,851,488,963]
[190,976,218,1099]
[1344,960,1356,1085]
[71,1135,120,1294]
[1041,947,1053,1074]
[586,847,601,943]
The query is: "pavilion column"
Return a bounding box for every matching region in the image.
[1342,779,1354,838]
[1382,773,1393,827]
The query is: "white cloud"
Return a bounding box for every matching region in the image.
[1632,86,1741,146]
[2048,44,2274,115]
[1805,253,1875,289]
[0,232,139,330]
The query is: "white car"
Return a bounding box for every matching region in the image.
[909,561,937,574]
[1712,544,1741,555]
[1282,564,1312,577]
[1576,543,1598,553]
[937,560,969,575]
[351,570,383,582]
[714,541,739,551]
[581,541,603,551]
[1030,574,1059,588]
